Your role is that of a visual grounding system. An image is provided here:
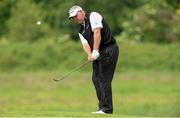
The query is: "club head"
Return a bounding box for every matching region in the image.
[52,77,60,82]
[52,76,65,82]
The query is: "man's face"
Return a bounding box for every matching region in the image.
[72,11,84,24]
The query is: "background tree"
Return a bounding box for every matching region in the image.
[119,0,180,43]
[0,0,16,37]
[0,0,179,43]
[6,0,52,41]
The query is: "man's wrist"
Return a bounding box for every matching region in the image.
[92,49,99,60]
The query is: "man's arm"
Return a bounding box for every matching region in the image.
[93,28,101,50]
[83,43,91,55]
[83,42,96,61]
[78,33,93,61]
[88,28,101,61]
[89,12,103,60]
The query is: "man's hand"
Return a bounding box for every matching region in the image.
[92,50,100,60]
[88,53,94,61]
[88,50,99,61]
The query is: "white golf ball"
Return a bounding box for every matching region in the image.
[37,21,41,25]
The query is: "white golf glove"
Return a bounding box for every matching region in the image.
[92,50,100,60]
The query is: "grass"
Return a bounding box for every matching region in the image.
[1,41,180,72]
[0,70,179,117]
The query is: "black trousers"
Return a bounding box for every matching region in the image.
[92,43,119,114]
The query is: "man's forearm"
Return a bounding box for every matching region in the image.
[83,43,91,55]
[93,28,101,50]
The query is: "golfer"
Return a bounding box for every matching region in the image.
[68,5,119,114]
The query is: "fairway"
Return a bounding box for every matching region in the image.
[0,0,180,117]
[0,70,179,117]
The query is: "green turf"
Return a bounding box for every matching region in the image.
[0,71,179,117]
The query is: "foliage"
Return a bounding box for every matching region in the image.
[118,42,180,71]
[0,0,16,36]
[0,39,180,71]
[0,0,179,42]
[119,0,180,43]
[6,0,52,41]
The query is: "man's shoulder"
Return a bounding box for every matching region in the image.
[89,12,103,21]
[90,12,102,17]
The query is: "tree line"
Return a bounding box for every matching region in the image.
[0,0,179,43]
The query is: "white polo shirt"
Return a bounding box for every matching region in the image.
[89,12,103,31]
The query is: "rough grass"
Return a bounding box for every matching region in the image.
[0,40,180,71]
[0,70,179,117]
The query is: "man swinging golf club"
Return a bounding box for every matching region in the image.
[68,5,119,114]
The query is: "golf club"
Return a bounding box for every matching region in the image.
[52,60,89,82]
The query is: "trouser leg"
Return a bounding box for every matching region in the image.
[92,44,119,114]
[92,62,102,109]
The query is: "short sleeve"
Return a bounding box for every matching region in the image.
[89,12,103,31]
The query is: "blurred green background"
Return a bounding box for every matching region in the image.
[0,0,180,117]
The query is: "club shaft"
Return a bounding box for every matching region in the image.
[55,60,89,81]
